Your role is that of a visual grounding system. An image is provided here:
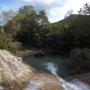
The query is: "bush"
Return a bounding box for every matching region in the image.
[0,34,8,49]
[8,42,22,52]
[0,33,22,52]
[70,48,90,73]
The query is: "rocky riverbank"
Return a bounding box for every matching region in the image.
[0,50,64,90]
[0,50,34,90]
[15,49,45,57]
[0,50,90,90]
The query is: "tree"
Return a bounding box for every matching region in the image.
[4,5,50,48]
[19,5,36,14]
[64,9,73,18]
[38,10,49,25]
[1,10,14,25]
[78,3,90,15]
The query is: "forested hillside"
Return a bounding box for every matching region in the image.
[0,3,90,73]
[0,3,89,52]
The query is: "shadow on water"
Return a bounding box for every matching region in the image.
[22,55,71,77]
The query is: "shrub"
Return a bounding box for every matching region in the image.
[0,34,8,49]
[70,48,90,73]
[8,42,22,52]
[0,33,22,52]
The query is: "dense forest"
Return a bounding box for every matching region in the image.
[0,3,90,73]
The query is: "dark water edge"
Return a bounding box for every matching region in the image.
[22,55,72,77]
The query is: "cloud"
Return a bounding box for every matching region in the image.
[40,0,55,5]
[18,0,64,8]
[48,0,90,22]
[18,0,65,22]
[19,0,62,5]
[14,0,90,22]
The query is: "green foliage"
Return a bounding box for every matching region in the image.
[38,10,49,25]
[70,48,90,72]
[51,15,90,50]
[5,9,90,54]
[8,42,22,52]
[0,34,8,49]
[0,32,21,52]
[5,5,49,48]
[19,5,35,14]
[0,4,90,74]
[2,4,90,56]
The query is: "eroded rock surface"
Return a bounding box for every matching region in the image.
[0,50,32,82]
[24,72,64,90]
[0,50,64,90]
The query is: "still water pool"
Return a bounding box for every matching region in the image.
[22,55,71,76]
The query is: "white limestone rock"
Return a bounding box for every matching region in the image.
[0,50,32,82]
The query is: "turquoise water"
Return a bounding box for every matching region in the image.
[22,55,71,76]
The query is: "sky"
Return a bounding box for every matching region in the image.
[0,0,90,23]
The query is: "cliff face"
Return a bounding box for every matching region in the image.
[0,50,33,82]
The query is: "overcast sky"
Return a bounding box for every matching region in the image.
[0,0,90,23]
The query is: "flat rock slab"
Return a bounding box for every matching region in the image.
[24,72,64,90]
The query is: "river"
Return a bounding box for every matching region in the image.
[22,55,71,77]
[22,55,90,90]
